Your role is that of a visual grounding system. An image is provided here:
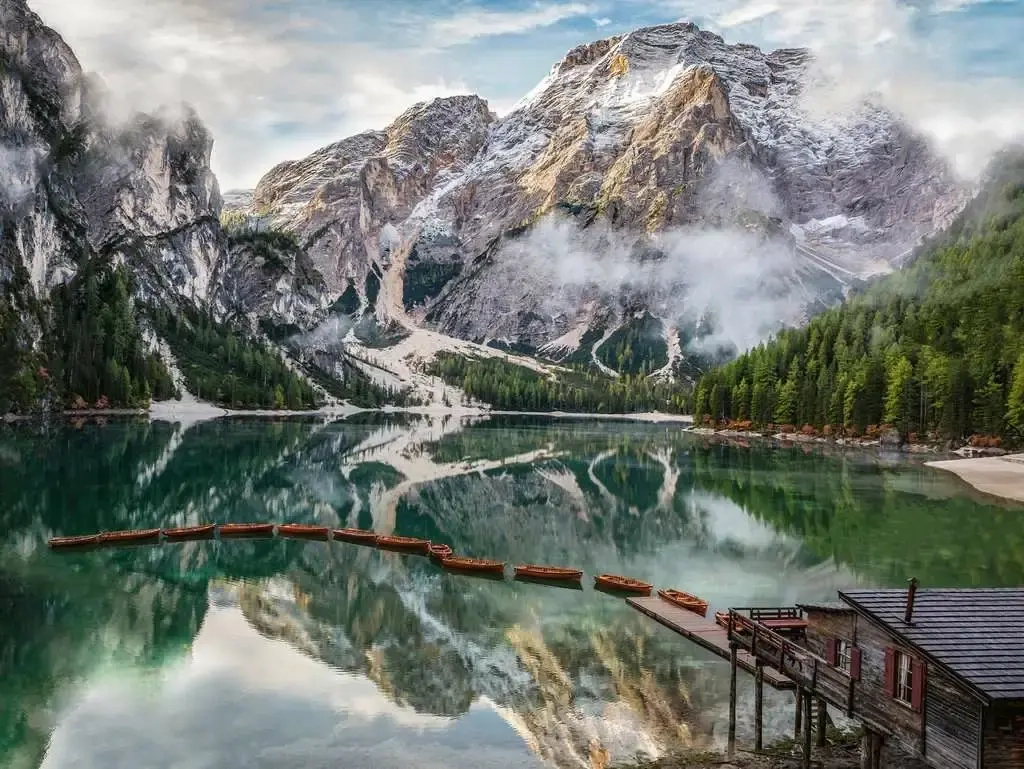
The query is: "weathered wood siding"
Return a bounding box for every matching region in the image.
[803,609,855,660]
[982,702,1024,769]
[846,615,924,754]
[925,664,981,769]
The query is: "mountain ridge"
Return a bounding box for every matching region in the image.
[0,3,981,412]
[227,20,969,383]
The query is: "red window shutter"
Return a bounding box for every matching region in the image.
[884,648,896,697]
[850,647,862,681]
[826,638,838,666]
[911,660,926,712]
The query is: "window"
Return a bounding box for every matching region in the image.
[826,637,860,679]
[885,647,924,711]
[836,640,852,673]
[895,651,914,705]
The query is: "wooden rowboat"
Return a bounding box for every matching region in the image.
[715,611,732,629]
[514,564,583,582]
[48,534,100,549]
[428,543,453,560]
[278,524,330,540]
[594,574,652,595]
[332,528,377,545]
[98,528,161,545]
[218,523,274,538]
[658,589,709,617]
[162,524,216,541]
[376,535,431,554]
[440,556,505,574]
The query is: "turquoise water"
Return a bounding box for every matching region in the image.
[2,414,1021,769]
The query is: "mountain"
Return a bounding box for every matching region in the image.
[231,23,968,379]
[1,2,974,412]
[692,149,1024,441]
[0,0,334,412]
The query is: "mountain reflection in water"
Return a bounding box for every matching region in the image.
[2,414,1023,769]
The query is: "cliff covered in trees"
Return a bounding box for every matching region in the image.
[692,150,1024,443]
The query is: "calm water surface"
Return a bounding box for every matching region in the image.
[2,414,1022,769]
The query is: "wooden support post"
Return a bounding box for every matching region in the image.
[860,730,871,769]
[794,685,804,738]
[802,691,813,769]
[860,729,883,769]
[816,697,827,747]
[728,643,738,758]
[754,660,764,752]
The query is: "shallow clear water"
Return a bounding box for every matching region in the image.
[2,414,1022,769]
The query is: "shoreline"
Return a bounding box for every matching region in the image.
[12,403,1024,504]
[925,454,1024,504]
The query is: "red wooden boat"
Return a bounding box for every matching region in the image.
[376,535,431,554]
[98,528,161,546]
[658,589,709,617]
[277,524,330,540]
[514,564,583,582]
[162,524,216,541]
[593,574,652,595]
[440,556,505,574]
[218,523,275,538]
[428,543,453,560]
[332,528,377,545]
[48,534,100,549]
[715,611,732,629]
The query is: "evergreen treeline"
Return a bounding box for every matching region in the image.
[299,355,420,409]
[426,352,689,413]
[693,153,1024,442]
[0,264,47,413]
[50,261,178,408]
[149,306,319,409]
[596,313,669,375]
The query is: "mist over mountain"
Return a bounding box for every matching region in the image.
[0,0,1001,412]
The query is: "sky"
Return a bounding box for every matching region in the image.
[29,0,1024,190]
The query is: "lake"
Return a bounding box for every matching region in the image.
[2,414,1022,769]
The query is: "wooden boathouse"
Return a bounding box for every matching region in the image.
[630,584,1024,768]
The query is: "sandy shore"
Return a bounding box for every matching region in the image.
[926,454,1024,504]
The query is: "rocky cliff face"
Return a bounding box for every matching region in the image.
[238,23,968,376]
[0,0,224,305]
[1,4,973,404]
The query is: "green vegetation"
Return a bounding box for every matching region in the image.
[402,253,460,310]
[49,260,178,408]
[331,280,361,315]
[596,313,668,374]
[426,352,689,413]
[0,250,48,413]
[228,229,301,271]
[149,305,318,409]
[298,354,418,408]
[693,152,1024,442]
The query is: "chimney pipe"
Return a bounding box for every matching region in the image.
[904,577,919,624]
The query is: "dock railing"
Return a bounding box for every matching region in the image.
[727,609,854,713]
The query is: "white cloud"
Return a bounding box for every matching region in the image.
[716,0,778,28]
[428,2,596,45]
[593,17,612,26]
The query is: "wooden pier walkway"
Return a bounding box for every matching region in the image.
[627,596,795,690]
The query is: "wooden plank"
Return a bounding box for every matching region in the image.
[628,596,795,690]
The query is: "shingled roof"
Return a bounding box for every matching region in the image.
[839,588,1024,702]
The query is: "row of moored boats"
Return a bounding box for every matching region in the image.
[47,524,711,609]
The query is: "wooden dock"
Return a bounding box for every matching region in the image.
[627,596,795,690]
